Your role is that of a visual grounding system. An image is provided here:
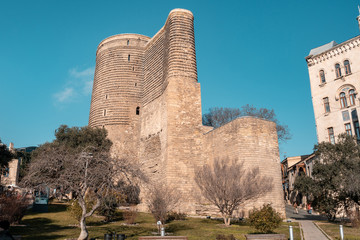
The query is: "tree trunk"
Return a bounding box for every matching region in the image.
[78,196,89,240]
[78,216,88,240]
[226,217,231,226]
[223,215,231,226]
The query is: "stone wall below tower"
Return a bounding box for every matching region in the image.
[201,117,285,217]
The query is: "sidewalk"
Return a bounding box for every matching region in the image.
[285,204,329,240]
[299,220,328,240]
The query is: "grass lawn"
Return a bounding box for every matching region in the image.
[316,221,360,240]
[10,202,301,240]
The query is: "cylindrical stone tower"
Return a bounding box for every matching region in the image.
[166,9,197,82]
[89,34,150,158]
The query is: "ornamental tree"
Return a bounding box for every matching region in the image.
[194,158,273,225]
[21,125,144,240]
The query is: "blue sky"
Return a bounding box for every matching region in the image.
[0,0,359,158]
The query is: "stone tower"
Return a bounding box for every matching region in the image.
[89,9,285,216]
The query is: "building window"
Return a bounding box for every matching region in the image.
[103,109,107,116]
[127,40,129,46]
[345,123,352,136]
[323,97,330,113]
[328,127,335,144]
[319,70,326,83]
[344,60,351,75]
[128,55,130,62]
[136,106,140,115]
[335,63,342,78]
[349,89,356,106]
[354,121,360,140]
[340,92,347,108]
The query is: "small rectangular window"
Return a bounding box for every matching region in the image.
[128,55,130,62]
[345,123,352,136]
[103,109,107,116]
[328,127,335,144]
[323,97,330,113]
[319,70,326,83]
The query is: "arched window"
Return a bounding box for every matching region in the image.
[136,106,140,115]
[349,89,356,106]
[319,70,326,83]
[335,63,342,78]
[344,60,351,75]
[340,92,347,108]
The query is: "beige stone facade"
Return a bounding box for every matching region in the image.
[306,34,360,143]
[281,154,316,207]
[89,9,285,216]
[1,158,20,186]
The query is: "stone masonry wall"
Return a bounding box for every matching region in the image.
[202,117,285,217]
[163,9,204,213]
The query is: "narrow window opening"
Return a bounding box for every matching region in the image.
[344,60,351,75]
[349,89,356,106]
[328,127,335,144]
[354,121,360,140]
[133,66,135,71]
[136,106,140,115]
[319,70,326,83]
[103,109,107,116]
[127,40,129,46]
[135,83,137,86]
[323,97,330,113]
[105,94,108,99]
[345,123,352,136]
[335,63,342,78]
[340,92,347,108]
[128,55,130,62]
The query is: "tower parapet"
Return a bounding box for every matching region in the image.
[166,9,197,82]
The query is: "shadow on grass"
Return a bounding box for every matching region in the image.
[10,217,75,240]
[166,222,194,233]
[23,203,69,218]
[90,225,154,239]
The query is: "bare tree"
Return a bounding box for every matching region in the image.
[202,105,291,143]
[195,158,273,225]
[146,184,180,224]
[21,125,144,240]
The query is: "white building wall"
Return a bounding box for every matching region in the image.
[307,36,360,143]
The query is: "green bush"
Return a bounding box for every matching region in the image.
[97,194,119,222]
[67,199,94,221]
[248,204,282,233]
[166,211,187,222]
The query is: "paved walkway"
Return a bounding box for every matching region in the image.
[285,204,329,240]
[299,221,328,240]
